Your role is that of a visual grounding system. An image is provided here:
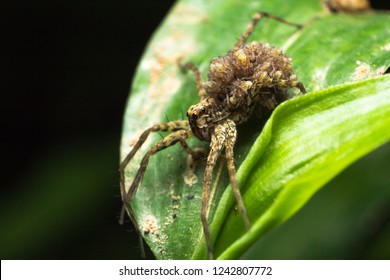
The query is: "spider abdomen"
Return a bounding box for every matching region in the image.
[205,41,301,119]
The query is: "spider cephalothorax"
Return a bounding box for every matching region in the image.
[120,11,307,259]
[187,97,229,141]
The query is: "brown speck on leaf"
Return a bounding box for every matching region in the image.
[323,0,371,12]
[353,61,385,81]
[171,195,180,202]
[184,168,198,186]
[127,140,137,150]
[175,3,209,24]
[141,215,159,236]
[354,61,370,79]
[138,108,147,118]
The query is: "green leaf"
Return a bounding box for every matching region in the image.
[120,0,390,259]
[241,140,390,259]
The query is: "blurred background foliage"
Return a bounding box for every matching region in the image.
[1,0,389,259]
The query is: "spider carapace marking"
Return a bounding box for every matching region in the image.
[120,11,307,259]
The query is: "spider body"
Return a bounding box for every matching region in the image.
[120,11,307,259]
[188,41,305,141]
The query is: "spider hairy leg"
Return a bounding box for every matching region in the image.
[297,82,307,94]
[179,139,207,161]
[180,140,208,184]
[120,120,190,198]
[119,120,191,257]
[208,160,224,219]
[224,120,251,229]
[180,62,207,99]
[126,129,192,201]
[201,120,250,259]
[234,11,304,49]
[201,127,223,259]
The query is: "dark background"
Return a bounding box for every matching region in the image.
[1,0,389,260]
[1,0,175,259]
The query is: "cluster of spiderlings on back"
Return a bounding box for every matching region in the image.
[204,42,300,111]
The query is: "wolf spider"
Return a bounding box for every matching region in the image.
[120,11,307,259]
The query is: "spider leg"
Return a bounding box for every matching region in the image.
[201,120,251,259]
[119,120,191,256]
[297,81,306,94]
[180,62,207,100]
[208,160,224,218]
[224,120,251,229]
[181,141,208,187]
[234,11,304,49]
[201,123,227,259]
[120,120,190,199]
[179,140,207,174]
[126,129,192,201]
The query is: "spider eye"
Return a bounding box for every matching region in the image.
[192,113,198,120]
[201,107,206,113]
